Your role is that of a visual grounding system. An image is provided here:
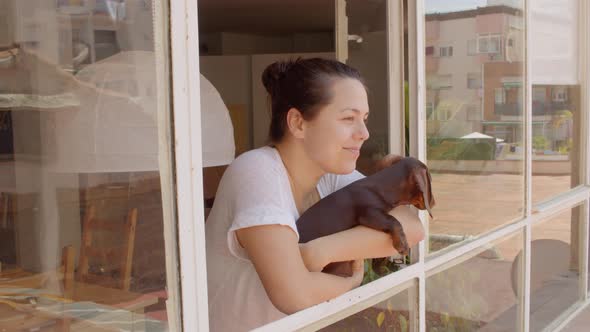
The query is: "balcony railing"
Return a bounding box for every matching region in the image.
[494,101,573,116]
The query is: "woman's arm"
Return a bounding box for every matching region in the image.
[301,205,425,271]
[236,225,364,315]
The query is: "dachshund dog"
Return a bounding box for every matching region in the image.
[296,155,435,258]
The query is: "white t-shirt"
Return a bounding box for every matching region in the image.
[205,146,364,332]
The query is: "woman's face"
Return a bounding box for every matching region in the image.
[301,78,370,174]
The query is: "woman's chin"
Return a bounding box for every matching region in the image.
[331,161,357,175]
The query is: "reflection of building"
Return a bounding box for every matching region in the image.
[425,5,524,139]
[425,3,575,150]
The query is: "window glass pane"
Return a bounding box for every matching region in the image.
[425,1,525,254]
[530,205,584,331]
[529,0,582,205]
[489,36,500,53]
[0,1,178,330]
[479,37,489,53]
[426,231,523,331]
[531,84,581,205]
[320,282,415,331]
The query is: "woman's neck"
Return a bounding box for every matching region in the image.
[273,141,323,210]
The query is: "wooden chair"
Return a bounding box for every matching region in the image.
[60,245,76,299]
[77,205,138,291]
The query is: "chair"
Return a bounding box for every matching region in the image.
[0,245,75,300]
[77,204,137,291]
[60,245,76,299]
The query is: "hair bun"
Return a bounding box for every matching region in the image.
[261,59,298,98]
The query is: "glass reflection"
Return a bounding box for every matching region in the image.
[0,1,175,330]
[424,0,525,253]
[530,206,584,331]
[321,284,414,332]
[426,231,523,331]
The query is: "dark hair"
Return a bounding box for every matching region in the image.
[261,57,365,143]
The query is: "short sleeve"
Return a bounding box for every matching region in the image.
[222,150,299,261]
[318,170,365,197]
[228,206,298,260]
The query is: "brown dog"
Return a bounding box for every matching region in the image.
[296,155,435,257]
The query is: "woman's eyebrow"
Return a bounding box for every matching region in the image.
[341,108,370,116]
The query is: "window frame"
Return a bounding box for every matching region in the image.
[170,0,210,331]
[179,1,590,331]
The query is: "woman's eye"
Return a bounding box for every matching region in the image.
[364,117,369,124]
[343,117,355,121]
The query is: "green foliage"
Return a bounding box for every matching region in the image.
[427,138,496,160]
[362,258,402,285]
[532,135,549,151]
[399,315,408,332]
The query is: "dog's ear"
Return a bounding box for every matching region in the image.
[412,167,435,218]
[373,154,404,174]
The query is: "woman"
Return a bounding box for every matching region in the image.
[205,58,424,331]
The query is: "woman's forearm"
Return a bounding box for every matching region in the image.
[306,206,425,266]
[315,225,398,262]
[282,270,360,314]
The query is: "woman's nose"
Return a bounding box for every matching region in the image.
[355,120,370,141]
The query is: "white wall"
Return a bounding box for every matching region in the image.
[200,55,253,148]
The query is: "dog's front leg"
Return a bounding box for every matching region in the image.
[358,208,409,256]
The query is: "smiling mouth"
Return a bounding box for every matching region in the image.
[344,148,360,155]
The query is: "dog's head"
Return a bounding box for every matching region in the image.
[375,154,436,217]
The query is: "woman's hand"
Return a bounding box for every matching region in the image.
[299,241,329,272]
[349,259,364,288]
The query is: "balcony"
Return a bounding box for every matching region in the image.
[494,101,573,116]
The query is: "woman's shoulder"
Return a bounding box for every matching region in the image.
[227,146,282,172]
[220,146,285,189]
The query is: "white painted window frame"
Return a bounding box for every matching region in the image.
[169,0,210,331]
[170,0,590,331]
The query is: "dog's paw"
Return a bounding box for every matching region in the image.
[392,232,409,256]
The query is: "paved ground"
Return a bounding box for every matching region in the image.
[424,173,583,331]
[429,172,575,249]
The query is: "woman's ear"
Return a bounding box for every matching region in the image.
[286,107,305,139]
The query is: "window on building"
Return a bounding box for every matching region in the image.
[426,46,434,55]
[495,88,506,104]
[552,86,568,102]
[439,46,453,57]
[467,73,482,89]
[478,34,502,54]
